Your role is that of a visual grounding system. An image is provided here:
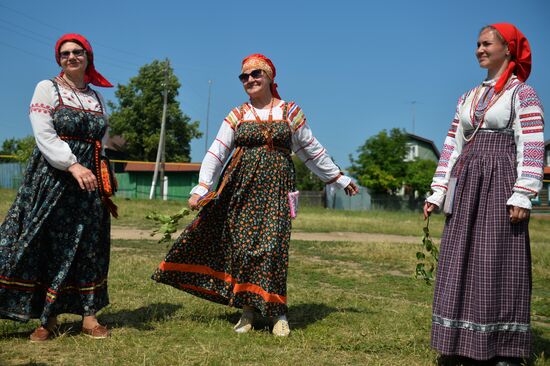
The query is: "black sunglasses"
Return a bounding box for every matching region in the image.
[59,49,86,59]
[238,69,263,83]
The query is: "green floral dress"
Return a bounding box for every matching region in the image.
[153,107,296,317]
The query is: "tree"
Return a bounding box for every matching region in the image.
[404,158,437,197]
[292,156,324,191]
[0,136,35,163]
[1,138,18,155]
[108,60,202,162]
[349,128,409,194]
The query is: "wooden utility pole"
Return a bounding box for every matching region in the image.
[150,58,170,199]
[411,100,416,134]
[204,80,212,155]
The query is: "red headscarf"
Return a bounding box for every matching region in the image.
[490,23,531,93]
[241,53,281,99]
[55,33,113,88]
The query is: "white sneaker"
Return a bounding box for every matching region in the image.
[272,315,290,337]
[233,310,254,333]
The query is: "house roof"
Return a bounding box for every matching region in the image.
[406,133,440,158]
[124,162,201,172]
[104,134,126,152]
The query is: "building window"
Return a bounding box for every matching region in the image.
[405,144,418,162]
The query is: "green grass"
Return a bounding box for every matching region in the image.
[0,189,549,365]
[0,238,548,365]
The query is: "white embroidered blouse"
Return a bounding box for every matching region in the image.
[29,78,108,171]
[426,76,545,210]
[190,101,351,197]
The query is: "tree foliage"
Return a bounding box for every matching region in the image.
[292,156,325,191]
[108,60,202,162]
[0,136,36,162]
[349,128,409,194]
[349,128,436,196]
[404,158,437,197]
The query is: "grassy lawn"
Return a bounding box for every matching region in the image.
[0,189,548,365]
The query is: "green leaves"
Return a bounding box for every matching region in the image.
[349,128,409,194]
[108,59,202,162]
[146,207,190,244]
[404,159,438,197]
[0,136,36,163]
[349,129,437,198]
[414,217,439,285]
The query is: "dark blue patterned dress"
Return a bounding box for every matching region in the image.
[0,80,110,325]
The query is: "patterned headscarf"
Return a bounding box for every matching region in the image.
[241,54,281,99]
[490,23,531,93]
[55,33,113,88]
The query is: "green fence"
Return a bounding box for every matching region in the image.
[115,171,199,201]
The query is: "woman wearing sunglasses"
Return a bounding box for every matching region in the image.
[0,34,113,341]
[424,24,544,365]
[153,54,359,336]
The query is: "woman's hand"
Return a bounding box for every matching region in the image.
[423,201,438,220]
[508,205,530,223]
[68,163,97,192]
[344,182,359,196]
[188,194,202,211]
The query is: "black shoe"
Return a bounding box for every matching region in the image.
[493,357,524,366]
[437,355,479,366]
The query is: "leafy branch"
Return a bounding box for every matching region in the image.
[414,216,439,285]
[146,207,190,244]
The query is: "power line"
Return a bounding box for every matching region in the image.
[0,41,50,61]
[0,4,215,123]
[0,18,55,44]
[0,4,213,79]
[0,3,146,60]
[0,17,142,70]
[0,3,65,33]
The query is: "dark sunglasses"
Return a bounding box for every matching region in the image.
[238,69,263,83]
[59,49,86,59]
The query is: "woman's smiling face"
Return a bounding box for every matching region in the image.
[59,41,88,76]
[476,28,509,72]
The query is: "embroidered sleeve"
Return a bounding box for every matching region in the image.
[189,115,236,196]
[287,102,306,131]
[290,103,351,189]
[426,94,467,208]
[223,107,241,130]
[29,80,78,170]
[507,84,545,209]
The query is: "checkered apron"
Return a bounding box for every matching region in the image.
[431,128,532,360]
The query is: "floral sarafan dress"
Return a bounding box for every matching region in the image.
[153,101,350,317]
[0,79,110,325]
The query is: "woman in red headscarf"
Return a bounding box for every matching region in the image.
[424,24,544,364]
[153,54,358,336]
[0,34,114,341]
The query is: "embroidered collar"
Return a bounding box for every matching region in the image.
[482,74,517,87]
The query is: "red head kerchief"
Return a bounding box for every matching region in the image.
[241,53,281,99]
[490,23,531,93]
[55,33,113,88]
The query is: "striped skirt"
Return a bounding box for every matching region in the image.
[431,131,532,360]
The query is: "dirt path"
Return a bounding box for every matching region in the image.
[111,226,422,243]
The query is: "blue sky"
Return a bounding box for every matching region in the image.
[0,0,548,168]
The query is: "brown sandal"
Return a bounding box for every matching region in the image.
[29,326,53,342]
[82,324,110,339]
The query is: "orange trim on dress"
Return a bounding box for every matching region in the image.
[159,261,287,304]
